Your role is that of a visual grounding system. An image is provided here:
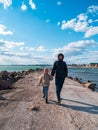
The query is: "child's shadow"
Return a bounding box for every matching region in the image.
[50,99,98,115]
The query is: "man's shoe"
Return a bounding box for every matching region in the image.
[45,98,48,103]
[58,100,61,104]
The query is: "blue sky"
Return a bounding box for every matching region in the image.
[0,0,98,65]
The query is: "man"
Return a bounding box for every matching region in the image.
[51,53,68,103]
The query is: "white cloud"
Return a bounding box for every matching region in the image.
[89,51,98,61]
[0,0,12,9]
[61,10,98,38]
[74,21,88,32]
[85,26,98,38]
[88,19,98,23]
[88,19,93,23]
[67,40,97,48]
[57,22,60,26]
[61,16,88,32]
[0,24,13,35]
[0,53,53,65]
[57,1,62,6]
[93,19,98,22]
[77,14,88,21]
[0,39,98,64]
[29,0,36,10]
[21,2,27,11]
[20,45,47,52]
[0,55,32,65]
[20,46,35,51]
[0,41,50,65]
[52,40,98,64]
[61,19,76,30]
[0,39,24,49]
[0,46,9,52]
[36,46,47,52]
[87,5,98,14]
[45,19,50,23]
[61,13,89,32]
[52,40,97,56]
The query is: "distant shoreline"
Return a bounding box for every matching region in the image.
[0,65,52,66]
[0,65,98,69]
[68,66,98,68]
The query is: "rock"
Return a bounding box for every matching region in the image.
[73,77,81,83]
[22,69,34,75]
[29,105,40,111]
[0,71,9,80]
[22,71,29,75]
[88,80,91,82]
[9,71,17,77]
[8,72,24,82]
[82,82,96,91]
[0,80,12,90]
[28,69,34,73]
[73,77,96,91]
[36,68,43,71]
[68,77,73,80]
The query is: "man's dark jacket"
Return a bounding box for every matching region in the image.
[51,61,68,78]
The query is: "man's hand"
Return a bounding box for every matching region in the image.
[50,75,53,80]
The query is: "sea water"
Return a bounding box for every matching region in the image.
[0,65,98,91]
[68,68,98,91]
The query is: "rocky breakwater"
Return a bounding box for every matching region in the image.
[0,69,35,90]
[0,70,98,130]
[70,77,96,91]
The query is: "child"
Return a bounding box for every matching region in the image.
[39,68,51,103]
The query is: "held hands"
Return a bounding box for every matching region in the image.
[38,83,41,87]
[50,75,53,81]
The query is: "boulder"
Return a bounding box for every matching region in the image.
[82,82,96,91]
[14,74,24,81]
[68,77,73,80]
[36,68,43,71]
[22,71,29,75]
[8,72,24,82]
[0,71,9,80]
[9,72,17,78]
[8,72,17,82]
[73,77,81,83]
[28,69,34,73]
[0,80,12,90]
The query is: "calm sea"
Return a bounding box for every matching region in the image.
[68,68,98,91]
[0,65,98,91]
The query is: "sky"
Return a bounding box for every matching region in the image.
[0,0,98,65]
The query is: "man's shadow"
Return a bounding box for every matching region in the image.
[50,98,98,114]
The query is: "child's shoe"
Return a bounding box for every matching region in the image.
[42,95,45,98]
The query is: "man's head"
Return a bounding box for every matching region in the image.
[58,53,64,61]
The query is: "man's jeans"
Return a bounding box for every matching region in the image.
[43,86,48,99]
[55,77,65,101]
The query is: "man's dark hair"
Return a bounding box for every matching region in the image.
[58,53,64,59]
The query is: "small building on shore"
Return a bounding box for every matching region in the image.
[89,63,98,68]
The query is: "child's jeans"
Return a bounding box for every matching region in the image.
[43,86,48,99]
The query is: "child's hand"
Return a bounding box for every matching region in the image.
[38,84,41,86]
